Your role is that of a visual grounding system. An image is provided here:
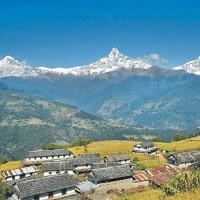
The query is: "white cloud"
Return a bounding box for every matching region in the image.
[140,53,168,67]
[148,53,160,60]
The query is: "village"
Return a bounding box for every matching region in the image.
[1,141,200,200]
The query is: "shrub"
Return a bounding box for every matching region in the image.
[41,143,65,150]
[162,171,200,196]
[0,157,8,164]
[172,133,187,141]
[70,137,92,147]
[0,178,13,200]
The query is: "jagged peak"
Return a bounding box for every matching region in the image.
[107,47,124,60]
[110,47,120,54]
[1,55,19,65]
[3,55,15,60]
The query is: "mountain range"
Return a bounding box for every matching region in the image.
[1,48,200,77]
[0,48,200,151]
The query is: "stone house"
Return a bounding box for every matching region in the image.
[72,155,100,173]
[10,174,78,200]
[42,161,71,176]
[103,153,131,165]
[23,149,74,166]
[167,151,200,169]
[87,165,134,191]
[133,142,159,154]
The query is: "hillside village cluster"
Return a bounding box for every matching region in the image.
[1,142,200,200]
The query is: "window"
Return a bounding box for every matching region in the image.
[49,172,52,175]
[62,189,66,195]
[20,174,25,179]
[34,195,39,200]
[48,192,53,199]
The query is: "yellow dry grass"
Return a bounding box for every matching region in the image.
[118,187,200,200]
[69,140,167,168]
[69,137,200,168]
[156,136,200,152]
[0,161,22,174]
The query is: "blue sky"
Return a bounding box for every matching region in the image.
[0,0,200,68]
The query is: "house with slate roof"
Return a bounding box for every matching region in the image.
[42,161,71,176]
[133,142,159,154]
[80,153,100,158]
[103,153,131,165]
[42,153,100,176]
[87,165,134,191]
[72,156,100,173]
[10,174,78,200]
[92,162,119,169]
[1,166,38,181]
[167,151,200,169]
[23,149,74,166]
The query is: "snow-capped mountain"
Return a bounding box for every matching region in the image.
[0,56,39,78]
[38,48,152,76]
[173,56,200,76]
[2,48,200,78]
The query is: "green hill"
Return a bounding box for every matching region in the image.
[0,89,144,159]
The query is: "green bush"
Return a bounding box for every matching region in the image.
[0,178,13,200]
[172,133,187,141]
[70,137,92,147]
[41,143,65,150]
[0,157,8,164]
[163,171,200,196]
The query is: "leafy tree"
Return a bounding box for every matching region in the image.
[0,157,8,164]
[163,171,200,196]
[0,178,13,200]
[41,143,65,150]
[70,137,92,147]
[152,136,165,142]
[172,133,187,141]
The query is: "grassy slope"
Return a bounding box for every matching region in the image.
[0,161,22,177]
[69,137,200,168]
[1,137,199,171]
[1,138,200,198]
[118,187,200,200]
[156,136,200,151]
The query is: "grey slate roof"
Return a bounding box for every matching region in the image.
[92,162,119,169]
[27,149,72,158]
[14,174,78,198]
[168,151,200,164]
[73,156,99,166]
[76,181,97,193]
[42,156,101,172]
[42,161,66,172]
[88,165,133,182]
[140,142,154,148]
[7,177,31,186]
[104,153,130,162]
[80,153,100,158]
